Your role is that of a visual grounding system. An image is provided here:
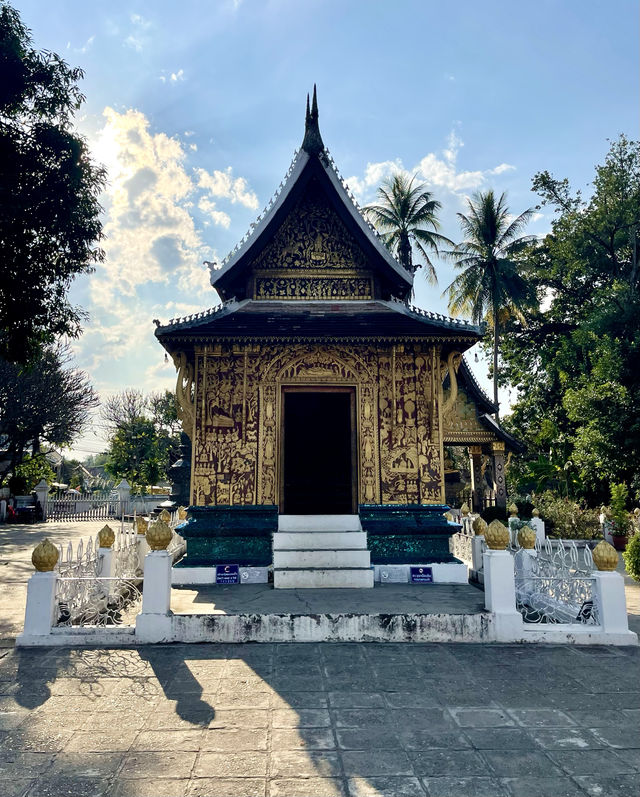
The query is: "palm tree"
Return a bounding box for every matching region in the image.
[365,174,451,284]
[444,190,535,419]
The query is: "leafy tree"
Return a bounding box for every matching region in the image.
[105,417,165,491]
[444,190,535,417]
[0,3,105,363]
[102,389,181,490]
[0,345,98,484]
[9,452,54,494]
[365,174,451,282]
[501,135,640,503]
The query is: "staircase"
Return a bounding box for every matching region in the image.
[273,515,374,588]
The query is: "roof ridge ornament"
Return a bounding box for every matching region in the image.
[301,84,324,155]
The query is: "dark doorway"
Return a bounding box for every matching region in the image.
[282,389,355,514]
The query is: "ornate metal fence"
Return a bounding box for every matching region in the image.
[54,526,142,628]
[55,578,142,627]
[513,537,599,626]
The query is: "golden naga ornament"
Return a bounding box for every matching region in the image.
[98,524,115,549]
[485,520,510,550]
[136,516,149,535]
[517,525,536,549]
[508,503,519,517]
[146,519,172,551]
[178,506,188,521]
[472,516,488,536]
[460,502,470,517]
[32,538,59,572]
[592,540,618,572]
[159,509,172,523]
[444,511,454,522]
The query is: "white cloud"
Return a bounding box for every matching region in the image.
[72,106,256,395]
[196,166,259,209]
[170,69,185,82]
[130,13,150,28]
[346,129,516,201]
[198,196,231,228]
[124,35,143,52]
[491,163,516,175]
[75,35,95,54]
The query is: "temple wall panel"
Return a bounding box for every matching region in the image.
[191,342,446,508]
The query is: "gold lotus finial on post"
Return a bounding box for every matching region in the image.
[592,540,619,571]
[98,524,115,549]
[485,520,510,550]
[472,516,488,536]
[532,508,540,518]
[146,519,172,551]
[32,539,59,572]
[159,509,171,523]
[508,503,519,518]
[178,506,188,521]
[460,502,470,517]
[517,525,536,549]
[135,516,149,535]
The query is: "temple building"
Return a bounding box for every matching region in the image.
[154,90,520,587]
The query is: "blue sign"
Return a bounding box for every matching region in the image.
[216,564,239,584]
[410,566,433,584]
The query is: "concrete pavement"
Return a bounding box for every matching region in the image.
[1,641,639,797]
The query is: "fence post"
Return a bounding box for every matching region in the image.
[483,549,523,641]
[34,479,50,521]
[592,572,631,635]
[529,510,546,544]
[116,479,131,519]
[18,539,59,643]
[136,519,173,642]
[136,550,173,643]
[22,572,58,638]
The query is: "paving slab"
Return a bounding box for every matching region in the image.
[0,641,637,796]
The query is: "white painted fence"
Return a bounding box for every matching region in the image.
[19,511,637,646]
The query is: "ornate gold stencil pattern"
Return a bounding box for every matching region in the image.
[190,342,447,508]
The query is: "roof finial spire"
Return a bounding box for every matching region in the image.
[301,84,324,155]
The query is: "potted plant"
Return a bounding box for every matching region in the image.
[609,483,632,552]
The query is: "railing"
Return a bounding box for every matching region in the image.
[512,537,599,626]
[46,492,119,522]
[55,577,142,628]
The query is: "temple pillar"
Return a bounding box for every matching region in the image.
[491,441,506,508]
[469,445,483,513]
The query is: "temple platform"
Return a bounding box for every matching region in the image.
[166,582,491,643]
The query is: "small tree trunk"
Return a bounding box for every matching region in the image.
[493,318,500,421]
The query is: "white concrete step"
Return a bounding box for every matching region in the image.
[278,515,362,532]
[273,549,371,569]
[274,568,374,589]
[273,531,368,550]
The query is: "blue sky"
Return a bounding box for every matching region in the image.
[13,0,639,459]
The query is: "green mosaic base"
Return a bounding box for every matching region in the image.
[174,536,272,568]
[174,505,277,567]
[359,504,459,535]
[368,534,457,565]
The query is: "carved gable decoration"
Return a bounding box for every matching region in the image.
[251,182,374,300]
[442,386,495,443]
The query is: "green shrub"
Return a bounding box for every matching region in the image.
[533,491,601,539]
[623,532,640,582]
[609,483,633,536]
